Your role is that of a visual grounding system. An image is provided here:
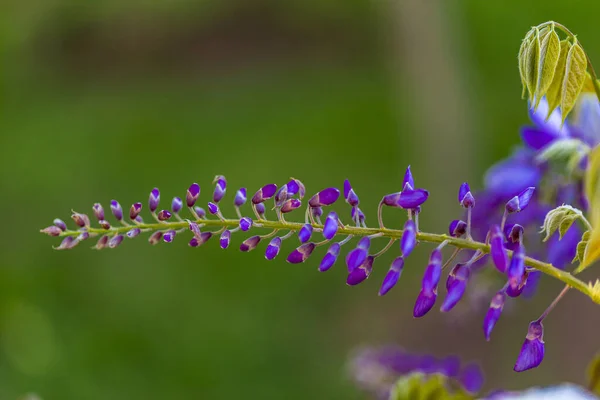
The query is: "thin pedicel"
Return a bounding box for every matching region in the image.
[40,169,600,372]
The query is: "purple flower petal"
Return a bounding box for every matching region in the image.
[346,256,374,286]
[212,176,227,203]
[171,197,183,213]
[547,224,580,269]
[440,266,470,312]
[255,203,266,215]
[186,183,200,207]
[421,249,442,292]
[403,165,414,191]
[240,235,261,252]
[520,126,559,150]
[308,188,340,207]
[508,244,526,290]
[53,218,67,231]
[379,256,404,296]
[239,217,253,232]
[449,220,467,237]
[207,202,219,215]
[163,230,176,243]
[286,243,316,263]
[281,199,302,213]
[506,187,536,213]
[220,230,231,249]
[298,224,313,243]
[483,291,506,341]
[319,242,341,272]
[129,202,142,220]
[157,210,172,221]
[265,237,282,260]
[108,235,124,248]
[490,225,508,273]
[94,235,109,250]
[252,183,278,204]
[458,182,475,208]
[401,220,417,257]
[413,289,437,318]
[126,228,141,238]
[514,320,545,372]
[234,188,247,207]
[93,203,105,221]
[322,212,339,240]
[343,179,360,206]
[346,247,368,272]
[41,225,62,236]
[149,188,161,212]
[397,189,429,209]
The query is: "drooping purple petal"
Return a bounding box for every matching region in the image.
[220,230,231,249]
[240,235,261,252]
[298,224,313,243]
[514,320,545,372]
[308,188,340,207]
[379,256,404,296]
[413,289,437,318]
[346,247,368,272]
[347,256,374,286]
[507,244,526,290]
[255,203,266,216]
[490,225,508,273]
[319,242,341,272]
[322,212,339,240]
[440,265,470,312]
[421,249,442,292]
[401,220,417,257]
[286,243,316,263]
[265,237,282,260]
[483,291,506,341]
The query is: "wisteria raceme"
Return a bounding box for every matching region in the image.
[39,165,599,373]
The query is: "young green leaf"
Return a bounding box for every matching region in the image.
[519,29,536,99]
[545,39,569,117]
[534,25,561,109]
[541,205,585,241]
[573,231,591,265]
[535,138,589,164]
[525,28,541,103]
[561,41,588,123]
[578,145,600,271]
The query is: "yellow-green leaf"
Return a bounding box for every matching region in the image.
[541,204,585,241]
[561,41,588,123]
[525,28,541,103]
[519,29,535,99]
[582,72,597,94]
[587,352,600,395]
[546,39,569,117]
[534,26,561,109]
[572,232,590,265]
[578,146,600,271]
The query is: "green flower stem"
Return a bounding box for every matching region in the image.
[54,217,596,301]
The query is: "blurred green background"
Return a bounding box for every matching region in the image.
[2,0,600,398]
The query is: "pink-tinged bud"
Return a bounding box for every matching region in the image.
[157,210,172,221]
[77,231,90,241]
[186,184,200,207]
[41,226,62,236]
[93,203,105,221]
[240,235,261,252]
[252,184,278,204]
[110,200,123,220]
[148,231,163,245]
[129,202,142,220]
[255,203,266,216]
[149,188,160,212]
[308,188,340,207]
[281,199,302,213]
[55,236,77,250]
[212,176,227,203]
[71,212,90,227]
[127,228,141,238]
[190,232,212,247]
[286,243,316,264]
[53,218,67,231]
[99,220,111,230]
[220,230,231,249]
[93,235,109,250]
[108,235,124,248]
[163,230,176,243]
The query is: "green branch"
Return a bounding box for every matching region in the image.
[53,217,595,301]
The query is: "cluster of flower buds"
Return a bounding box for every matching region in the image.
[40,167,578,373]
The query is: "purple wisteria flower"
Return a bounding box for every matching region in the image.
[149,188,161,212]
[287,243,316,264]
[483,291,506,341]
[400,220,416,257]
[379,256,404,296]
[308,188,340,207]
[212,176,227,203]
[239,217,252,232]
[298,224,313,243]
[234,188,247,207]
[322,212,339,240]
[319,242,341,272]
[252,184,278,204]
[514,320,545,372]
[171,197,183,214]
[265,237,282,260]
[186,184,200,207]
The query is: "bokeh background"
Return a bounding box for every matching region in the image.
[2,0,600,398]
